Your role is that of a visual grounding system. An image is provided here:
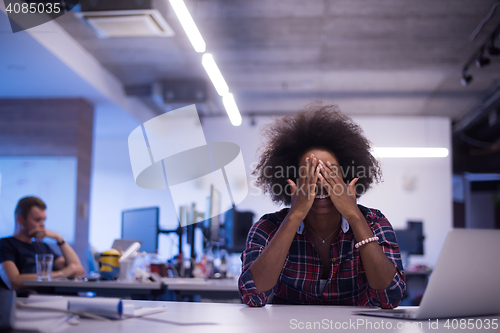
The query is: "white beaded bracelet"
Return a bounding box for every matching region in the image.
[355,236,379,249]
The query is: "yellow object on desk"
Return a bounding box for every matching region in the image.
[100,249,120,280]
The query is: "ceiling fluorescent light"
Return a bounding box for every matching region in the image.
[202,53,229,96]
[222,93,242,126]
[371,147,449,158]
[169,0,206,52]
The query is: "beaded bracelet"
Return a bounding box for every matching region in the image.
[355,236,379,249]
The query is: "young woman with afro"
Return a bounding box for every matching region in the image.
[238,103,406,308]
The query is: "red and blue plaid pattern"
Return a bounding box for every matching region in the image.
[238,205,406,308]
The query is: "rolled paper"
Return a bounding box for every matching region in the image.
[27,295,123,319]
[68,297,123,319]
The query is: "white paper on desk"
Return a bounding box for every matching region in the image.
[123,304,167,317]
[27,294,123,319]
[14,308,78,333]
[23,299,69,311]
[27,295,68,304]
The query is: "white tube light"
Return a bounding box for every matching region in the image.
[371,147,449,158]
[202,53,229,96]
[222,93,242,126]
[169,0,206,52]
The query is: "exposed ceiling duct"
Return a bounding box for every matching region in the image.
[75,0,174,38]
[125,79,209,114]
[453,81,500,173]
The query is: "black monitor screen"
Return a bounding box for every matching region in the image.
[122,207,159,253]
[395,221,424,255]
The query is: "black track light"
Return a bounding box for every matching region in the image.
[461,21,500,87]
[488,38,500,55]
[488,45,500,55]
[476,54,491,67]
[461,74,473,86]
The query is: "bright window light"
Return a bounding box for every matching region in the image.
[169,0,206,52]
[371,147,449,158]
[202,53,229,96]
[222,93,242,126]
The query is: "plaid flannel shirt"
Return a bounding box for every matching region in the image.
[238,205,406,308]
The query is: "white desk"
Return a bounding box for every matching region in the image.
[23,278,239,300]
[162,277,238,291]
[23,280,164,299]
[161,277,239,300]
[44,300,500,333]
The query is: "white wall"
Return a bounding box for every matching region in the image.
[354,117,452,268]
[89,106,179,254]
[202,116,279,218]
[90,109,452,268]
[0,157,77,243]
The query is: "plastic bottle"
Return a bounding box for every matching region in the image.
[220,256,227,278]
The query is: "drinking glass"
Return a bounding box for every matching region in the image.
[36,254,53,281]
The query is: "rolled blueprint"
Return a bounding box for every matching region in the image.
[26,295,123,319]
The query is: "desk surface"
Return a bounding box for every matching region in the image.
[161,277,238,291]
[23,279,163,290]
[24,278,236,291]
[52,300,500,333]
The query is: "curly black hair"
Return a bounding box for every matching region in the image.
[252,103,382,206]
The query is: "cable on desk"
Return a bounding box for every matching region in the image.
[18,301,218,326]
[16,301,111,322]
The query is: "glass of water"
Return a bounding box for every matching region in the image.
[36,254,53,281]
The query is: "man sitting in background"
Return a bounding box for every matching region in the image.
[0,196,85,290]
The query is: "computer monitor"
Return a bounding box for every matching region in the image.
[224,207,254,253]
[395,221,424,255]
[121,207,159,253]
[208,185,221,243]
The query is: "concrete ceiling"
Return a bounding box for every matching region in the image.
[38,0,500,118]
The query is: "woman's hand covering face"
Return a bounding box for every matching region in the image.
[318,160,360,221]
[286,153,320,220]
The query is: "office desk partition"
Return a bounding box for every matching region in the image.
[30,300,500,333]
[23,278,239,300]
[23,280,164,299]
[162,277,240,300]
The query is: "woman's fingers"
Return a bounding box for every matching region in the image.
[301,154,315,196]
[297,156,310,188]
[348,178,359,196]
[293,154,326,201]
[320,161,358,200]
[318,161,336,197]
[318,161,333,183]
[310,164,320,196]
[313,163,320,183]
[310,157,321,197]
[308,155,317,180]
[308,156,316,180]
[325,161,343,185]
[287,179,297,196]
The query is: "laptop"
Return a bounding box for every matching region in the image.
[356,229,500,319]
